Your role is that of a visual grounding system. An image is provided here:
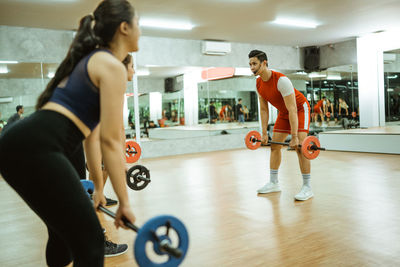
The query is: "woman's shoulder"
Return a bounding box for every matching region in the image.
[88,51,125,76]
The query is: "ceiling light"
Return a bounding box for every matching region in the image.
[327,74,342,80]
[308,72,326,78]
[47,72,55,78]
[140,19,194,30]
[234,68,253,76]
[136,69,150,76]
[294,71,308,75]
[272,18,319,29]
[0,66,9,74]
[388,75,398,79]
[0,60,18,64]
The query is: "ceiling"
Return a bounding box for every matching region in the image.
[1,0,400,79]
[1,0,400,47]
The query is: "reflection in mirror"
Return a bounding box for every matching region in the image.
[134,66,190,141]
[287,65,359,132]
[383,49,400,124]
[0,61,59,131]
[161,90,184,127]
[134,66,263,141]
[198,76,259,126]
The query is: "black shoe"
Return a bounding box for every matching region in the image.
[104,236,128,257]
[105,196,118,206]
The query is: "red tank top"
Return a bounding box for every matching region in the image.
[256,71,307,115]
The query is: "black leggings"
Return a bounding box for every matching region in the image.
[0,110,104,267]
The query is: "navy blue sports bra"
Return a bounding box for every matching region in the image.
[49,49,112,131]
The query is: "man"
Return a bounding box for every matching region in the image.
[237,98,245,124]
[209,101,218,124]
[248,50,313,201]
[313,96,326,125]
[4,105,24,130]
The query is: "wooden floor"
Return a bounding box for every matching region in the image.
[1,148,400,266]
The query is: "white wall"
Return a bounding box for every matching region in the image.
[184,70,202,126]
[149,92,162,123]
[357,29,400,127]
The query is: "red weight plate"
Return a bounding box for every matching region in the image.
[125,140,142,163]
[326,112,331,118]
[352,111,357,118]
[245,131,262,150]
[301,136,321,160]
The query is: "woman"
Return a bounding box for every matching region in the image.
[0,0,140,266]
[325,98,335,123]
[91,53,135,204]
[338,97,349,116]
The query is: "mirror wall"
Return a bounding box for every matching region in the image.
[287,64,359,131]
[383,49,400,124]
[0,62,59,133]
[0,61,361,140]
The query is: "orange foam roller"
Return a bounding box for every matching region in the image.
[125,140,142,163]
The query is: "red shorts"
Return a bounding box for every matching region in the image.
[313,106,322,114]
[273,102,310,133]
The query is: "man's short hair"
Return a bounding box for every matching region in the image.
[16,105,23,112]
[248,50,268,66]
[238,98,242,102]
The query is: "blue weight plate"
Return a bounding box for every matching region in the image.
[134,215,189,267]
[80,180,94,196]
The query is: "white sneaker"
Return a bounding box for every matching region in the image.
[294,186,314,201]
[257,182,281,194]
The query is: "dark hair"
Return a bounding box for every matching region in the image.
[322,96,326,99]
[238,98,242,102]
[36,0,135,109]
[16,105,23,112]
[122,54,132,69]
[248,50,268,66]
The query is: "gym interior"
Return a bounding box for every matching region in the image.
[1,0,400,266]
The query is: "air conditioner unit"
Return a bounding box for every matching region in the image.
[384,53,396,64]
[202,41,231,55]
[0,97,13,103]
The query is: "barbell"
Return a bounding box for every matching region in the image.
[244,131,325,160]
[81,180,189,267]
[126,165,151,191]
[125,140,141,163]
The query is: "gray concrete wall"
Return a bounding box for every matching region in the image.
[137,77,164,94]
[137,36,302,70]
[319,39,357,69]
[0,26,74,63]
[384,53,400,73]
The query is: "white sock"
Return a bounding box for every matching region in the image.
[270,169,278,184]
[302,173,311,187]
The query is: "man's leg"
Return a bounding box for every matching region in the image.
[294,131,313,201]
[257,131,288,194]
